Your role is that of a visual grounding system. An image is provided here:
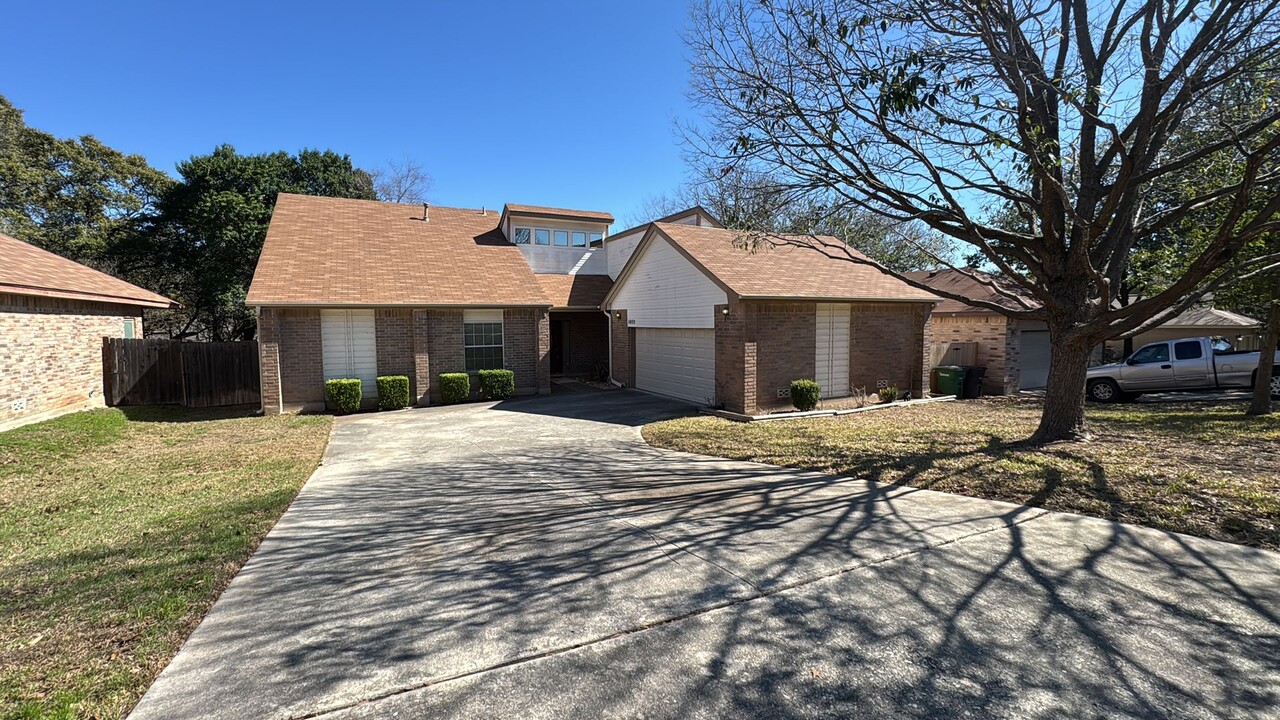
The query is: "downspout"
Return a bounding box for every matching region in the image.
[602,306,624,387]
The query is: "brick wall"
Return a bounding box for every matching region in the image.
[610,310,633,386]
[556,311,609,376]
[278,310,323,407]
[504,308,540,393]
[375,309,414,390]
[261,304,555,410]
[848,302,932,398]
[929,313,1017,394]
[412,310,431,405]
[752,301,816,412]
[0,292,143,430]
[714,302,747,413]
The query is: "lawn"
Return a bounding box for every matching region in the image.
[0,407,332,720]
[644,397,1280,550]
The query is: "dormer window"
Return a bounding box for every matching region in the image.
[572,231,587,247]
[553,230,569,247]
[513,227,531,244]
[535,229,550,245]
[589,232,603,247]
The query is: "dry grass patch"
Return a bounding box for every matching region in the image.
[644,398,1280,550]
[0,406,332,720]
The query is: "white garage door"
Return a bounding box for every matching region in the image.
[635,328,715,404]
[1020,330,1050,390]
[815,303,851,398]
[321,309,378,398]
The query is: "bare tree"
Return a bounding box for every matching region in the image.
[687,0,1280,442]
[372,157,433,205]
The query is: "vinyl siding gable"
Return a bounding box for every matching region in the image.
[610,235,727,329]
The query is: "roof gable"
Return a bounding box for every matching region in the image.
[633,224,938,303]
[0,232,174,308]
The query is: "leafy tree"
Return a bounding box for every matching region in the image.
[0,94,171,268]
[687,0,1280,442]
[120,145,376,340]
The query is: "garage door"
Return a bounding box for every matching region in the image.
[1020,330,1050,390]
[321,309,378,398]
[635,328,715,404]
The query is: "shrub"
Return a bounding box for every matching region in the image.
[325,378,363,414]
[478,369,516,400]
[790,379,821,411]
[376,375,411,410]
[439,373,470,404]
[879,386,901,403]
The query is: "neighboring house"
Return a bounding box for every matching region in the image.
[907,268,1262,394]
[247,194,938,416]
[603,223,938,414]
[0,232,175,431]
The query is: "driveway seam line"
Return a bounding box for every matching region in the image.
[290,503,1050,719]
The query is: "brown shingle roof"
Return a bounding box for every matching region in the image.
[534,274,613,309]
[0,232,174,308]
[903,268,1038,314]
[651,224,938,302]
[246,194,551,307]
[503,204,614,223]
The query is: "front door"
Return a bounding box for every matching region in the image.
[550,319,566,375]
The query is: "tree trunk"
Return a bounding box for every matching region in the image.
[1246,272,1280,416]
[1030,332,1095,444]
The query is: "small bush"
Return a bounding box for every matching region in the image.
[790,379,821,411]
[325,378,363,414]
[478,369,516,400]
[439,373,470,404]
[376,375,411,410]
[879,386,901,402]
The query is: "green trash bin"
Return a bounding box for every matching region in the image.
[932,366,967,397]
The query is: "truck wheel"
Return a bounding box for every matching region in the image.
[1087,379,1122,403]
[1251,371,1280,400]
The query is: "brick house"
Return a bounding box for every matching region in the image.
[603,223,938,415]
[0,232,175,431]
[906,268,1262,395]
[247,195,938,416]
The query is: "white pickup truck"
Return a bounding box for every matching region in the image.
[1085,336,1280,402]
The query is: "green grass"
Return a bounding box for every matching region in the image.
[644,398,1280,550]
[0,406,333,720]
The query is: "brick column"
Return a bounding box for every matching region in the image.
[536,309,552,395]
[610,310,633,386]
[916,304,932,398]
[412,309,431,406]
[258,308,283,416]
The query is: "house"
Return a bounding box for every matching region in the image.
[0,232,176,431]
[907,268,1262,394]
[247,194,938,416]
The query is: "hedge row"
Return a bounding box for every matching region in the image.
[325,369,519,412]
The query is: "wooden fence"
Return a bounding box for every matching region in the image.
[929,342,978,368]
[103,338,260,407]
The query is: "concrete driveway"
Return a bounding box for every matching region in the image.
[131,389,1280,719]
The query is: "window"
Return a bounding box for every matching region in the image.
[534,229,550,245]
[513,227,531,244]
[123,319,135,339]
[589,232,603,247]
[464,309,504,372]
[571,231,587,247]
[1211,337,1235,355]
[1130,343,1170,364]
[1174,341,1203,360]
[553,230,569,247]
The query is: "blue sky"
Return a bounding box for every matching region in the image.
[1,1,698,223]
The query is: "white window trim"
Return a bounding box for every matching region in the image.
[521,226,607,250]
[534,228,551,245]
[463,309,505,372]
[553,229,569,247]
[513,227,532,244]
